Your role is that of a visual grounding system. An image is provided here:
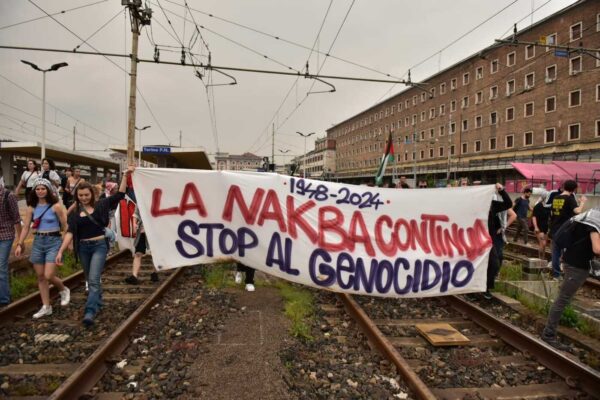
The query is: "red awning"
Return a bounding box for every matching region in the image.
[551,161,600,180]
[511,162,571,181]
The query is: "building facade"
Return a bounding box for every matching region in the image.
[294,137,337,179]
[327,0,600,184]
[214,152,262,171]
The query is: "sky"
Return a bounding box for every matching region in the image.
[0,0,578,163]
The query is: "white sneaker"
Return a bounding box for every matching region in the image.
[33,305,52,319]
[234,272,242,284]
[59,287,70,306]
[245,284,255,292]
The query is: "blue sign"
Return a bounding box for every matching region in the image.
[143,146,171,154]
[554,49,568,58]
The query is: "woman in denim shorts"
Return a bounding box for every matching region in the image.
[15,178,70,319]
[56,166,134,327]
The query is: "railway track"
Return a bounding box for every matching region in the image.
[0,251,183,399]
[335,293,600,399]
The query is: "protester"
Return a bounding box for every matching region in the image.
[549,180,587,279]
[103,171,114,197]
[40,158,61,191]
[56,166,134,326]
[61,168,73,207]
[234,262,256,292]
[0,169,22,306]
[14,160,39,204]
[398,176,410,189]
[64,167,85,209]
[532,191,551,261]
[493,197,516,269]
[542,209,600,350]
[513,187,533,244]
[125,204,158,284]
[15,178,70,318]
[484,183,513,299]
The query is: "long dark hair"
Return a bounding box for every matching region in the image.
[27,159,38,171]
[28,184,59,207]
[74,181,97,208]
[42,158,56,171]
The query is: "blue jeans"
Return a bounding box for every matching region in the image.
[0,239,14,304]
[78,240,108,316]
[551,241,562,278]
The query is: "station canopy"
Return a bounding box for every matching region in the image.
[109,145,212,170]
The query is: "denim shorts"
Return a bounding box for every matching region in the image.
[30,235,62,265]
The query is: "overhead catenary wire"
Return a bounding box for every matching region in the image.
[74,8,123,51]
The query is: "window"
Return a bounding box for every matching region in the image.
[405,99,409,109]
[430,88,436,98]
[421,92,426,102]
[420,150,425,159]
[429,128,435,138]
[429,108,435,119]
[507,51,516,66]
[490,86,498,99]
[524,131,533,146]
[546,33,557,51]
[597,84,600,101]
[439,125,445,136]
[597,52,600,67]
[420,131,425,140]
[462,119,468,131]
[450,122,456,134]
[568,123,580,140]
[429,148,434,158]
[421,111,426,121]
[440,82,446,94]
[476,91,483,104]
[462,142,468,154]
[545,96,556,113]
[450,100,456,112]
[490,59,499,74]
[450,145,455,156]
[451,78,457,90]
[489,137,497,150]
[525,44,535,59]
[476,66,483,79]
[404,152,408,161]
[545,128,555,143]
[412,152,416,160]
[598,13,600,31]
[439,104,445,115]
[412,114,417,125]
[405,117,409,126]
[385,108,389,117]
[546,64,557,81]
[525,72,535,88]
[569,89,581,107]
[463,73,470,85]
[524,102,534,117]
[506,79,515,95]
[439,147,444,157]
[474,140,481,152]
[475,115,482,128]
[570,56,582,74]
[596,120,600,137]
[461,96,469,108]
[506,135,514,149]
[413,96,417,105]
[570,21,582,41]
[506,107,515,121]
[490,111,497,125]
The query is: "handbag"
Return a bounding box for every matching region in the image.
[81,206,116,244]
[31,205,52,230]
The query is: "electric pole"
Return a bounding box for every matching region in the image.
[179,130,182,147]
[123,0,152,165]
[271,123,275,171]
[73,126,76,151]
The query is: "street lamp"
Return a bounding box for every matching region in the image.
[297,131,315,179]
[21,60,68,159]
[135,125,151,166]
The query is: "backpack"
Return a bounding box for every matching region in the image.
[553,211,596,251]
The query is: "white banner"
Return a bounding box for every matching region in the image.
[133,168,495,298]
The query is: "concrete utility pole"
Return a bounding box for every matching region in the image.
[297,131,315,179]
[271,123,275,171]
[73,126,76,151]
[123,0,152,165]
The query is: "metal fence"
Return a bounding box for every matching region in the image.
[505,175,600,195]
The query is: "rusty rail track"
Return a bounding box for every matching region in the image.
[339,293,600,399]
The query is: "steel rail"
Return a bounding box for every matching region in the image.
[0,250,129,325]
[49,266,185,399]
[337,293,436,400]
[446,295,600,396]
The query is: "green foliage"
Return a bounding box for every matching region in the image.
[559,305,579,328]
[201,264,235,289]
[276,281,314,341]
[497,262,523,281]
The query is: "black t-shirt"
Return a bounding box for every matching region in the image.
[549,194,578,236]
[563,223,596,270]
[68,192,124,240]
[533,202,550,233]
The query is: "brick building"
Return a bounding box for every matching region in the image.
[214,152,262,171]
[293,137,336,179]
[327,0,600,185]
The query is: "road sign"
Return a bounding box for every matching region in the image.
[142,146,171,154]
[554,49,568,58]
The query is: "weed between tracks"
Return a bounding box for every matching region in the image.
[497,261,523,281]
[200,263,237,289]
[276,282,314,341]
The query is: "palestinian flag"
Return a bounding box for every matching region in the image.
[375,131,394,186]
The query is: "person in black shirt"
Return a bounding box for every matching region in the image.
[512,188,532,244]
[542,209,600,350]
[549,180,587,279]
[532,192,551,261]
[56,166,134,326]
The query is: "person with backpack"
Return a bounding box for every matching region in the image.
[513,187,532,244]
[549,180,587,279]
[542,209,600,350]
[55,166,134,327]
[0,168,22,306]
[14,178,70,318]
[14,160,39,205]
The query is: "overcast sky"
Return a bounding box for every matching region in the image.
[0,0,577,163]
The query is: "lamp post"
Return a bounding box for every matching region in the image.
[446,114,453,182]
[21,60,68,159]
[135,125,151,166]
[297,131,315,179]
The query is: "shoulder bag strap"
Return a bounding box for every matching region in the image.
[81,206,104,229]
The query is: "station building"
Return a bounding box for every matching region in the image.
[293,137,337,179]
[214,152,262,171]
[326,0,600,185]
